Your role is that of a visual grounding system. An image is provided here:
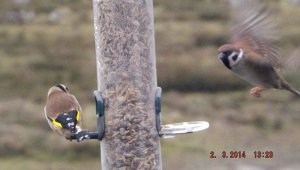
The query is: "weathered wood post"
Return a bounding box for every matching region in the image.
[93,0,162,169]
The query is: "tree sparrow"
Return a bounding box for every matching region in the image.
[218,1,300,97]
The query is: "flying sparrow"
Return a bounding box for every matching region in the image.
[45,84,84,139]
[218,1,300,97]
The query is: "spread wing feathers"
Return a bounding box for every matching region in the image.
[282,49,300,74]
[230,0,281,68]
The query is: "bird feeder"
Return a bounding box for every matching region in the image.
[92,0,209,169]
[66,0,209,169]
[93,0,162,168]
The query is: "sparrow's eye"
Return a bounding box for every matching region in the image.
[232,55,238,61]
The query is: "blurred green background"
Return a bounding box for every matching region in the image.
[1,0,300,169]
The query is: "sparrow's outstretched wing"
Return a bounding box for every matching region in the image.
[282,49,300,74]
[230,0,281,68]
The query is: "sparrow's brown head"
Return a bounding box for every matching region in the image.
[218,44,243,69]
[219,0,281,69]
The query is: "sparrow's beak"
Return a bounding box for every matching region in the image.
[218,52,231,69]
[218,52,226,60]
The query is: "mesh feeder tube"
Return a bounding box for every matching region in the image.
[93,0,162,169]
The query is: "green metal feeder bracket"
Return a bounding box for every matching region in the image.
[155,87,210,138]
[67,90,104,141]
[68,86,209,142]
[155,87,162,137]
[94,90,105,141]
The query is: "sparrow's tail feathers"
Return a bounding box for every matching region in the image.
[282,83,300,97]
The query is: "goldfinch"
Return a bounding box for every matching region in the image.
[44,84,84,139]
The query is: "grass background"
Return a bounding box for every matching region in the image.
[1,0,300,169]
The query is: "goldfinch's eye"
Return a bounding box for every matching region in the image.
[56,84,68,92]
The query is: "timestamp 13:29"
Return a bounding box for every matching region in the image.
[210,151,273,159]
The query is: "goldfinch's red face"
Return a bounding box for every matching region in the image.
[56,84,69,93]
[47,84,69,97]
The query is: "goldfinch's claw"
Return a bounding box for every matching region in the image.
[76,130,90,142]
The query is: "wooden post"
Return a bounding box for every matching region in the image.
[93,0,162,169]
